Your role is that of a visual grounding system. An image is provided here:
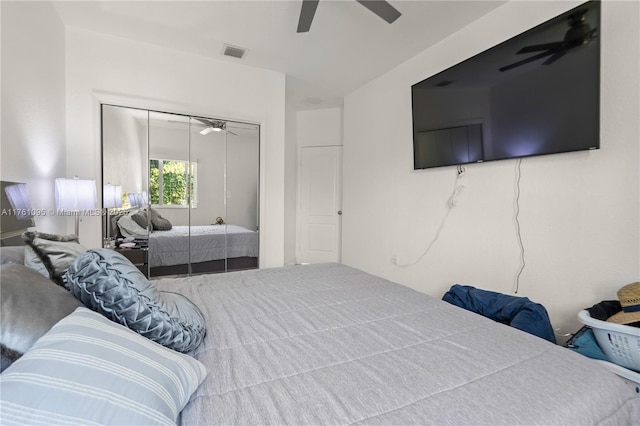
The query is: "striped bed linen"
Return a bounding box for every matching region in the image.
[0,307,207,425]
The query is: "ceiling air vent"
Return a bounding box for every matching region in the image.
[223,44,247,59]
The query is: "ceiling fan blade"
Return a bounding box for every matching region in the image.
[517,42,564,54]
[356,0,401,24]
[499,50,555,72]
[168,119,195,125]
[542,50,566,65]
[193,118,212,127]
[297,0,319,33]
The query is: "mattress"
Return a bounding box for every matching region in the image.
[148,224,258,267]
[155,263,640,425]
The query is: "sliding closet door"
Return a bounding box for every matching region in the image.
[103,105,259,277]
[148,112,190,277]
[225,121,260,271]
[188,117,226,273]
[101,105,149,244]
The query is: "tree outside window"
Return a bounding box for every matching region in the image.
[149,159,197,207]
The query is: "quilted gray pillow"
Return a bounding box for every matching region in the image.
[65,249,205,353]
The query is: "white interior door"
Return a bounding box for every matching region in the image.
[298,146,342,264]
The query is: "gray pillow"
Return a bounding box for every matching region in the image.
[0,264,84,371]
[0,307,207,425]
[22,231,88,287]
[130,209,149,229]
[110,211,127,238]
[65,249,206,352]
[117,213,147,237]
[150,208,172,230]
[0,246,25,265]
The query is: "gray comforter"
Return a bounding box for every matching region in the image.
[149,225,258,267]
[155,263,640,425]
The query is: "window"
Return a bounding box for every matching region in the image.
[149,159,197,207]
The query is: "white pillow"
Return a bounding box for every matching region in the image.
[0,307,207,425]
[117,213,148,237]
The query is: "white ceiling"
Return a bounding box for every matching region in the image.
[51,0,507,110]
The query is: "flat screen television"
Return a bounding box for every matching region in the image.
[411,1,600,170]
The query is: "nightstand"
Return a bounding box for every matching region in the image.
[115,246,148,277]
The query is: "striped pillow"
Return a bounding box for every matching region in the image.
[0,308,207,425]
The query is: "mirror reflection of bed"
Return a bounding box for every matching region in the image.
[101,105,259,278]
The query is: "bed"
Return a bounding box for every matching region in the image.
[1,249,638,425]
[150,262,639,425]
[148,224,258,275]
[109,210,259,275]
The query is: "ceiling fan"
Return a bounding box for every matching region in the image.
[499,8,597,72]
[297,0,401,33]
[175,118,238,136]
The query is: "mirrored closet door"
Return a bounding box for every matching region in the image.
[101,105,259,278]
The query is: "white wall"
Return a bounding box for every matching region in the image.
[342,1,640,336]
[102,106,144,197]
[64,28,286,267]
[297,108,344,147]
[284,102,298,265]
[0,1,67,234]
[226,131,259,231]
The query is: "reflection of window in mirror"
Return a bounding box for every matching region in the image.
[149,159,197,208]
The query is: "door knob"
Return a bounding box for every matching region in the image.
[337,210,342,215]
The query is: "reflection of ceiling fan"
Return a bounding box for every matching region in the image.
[297,0,401,33]
[192,118,238,136]
[499,8,597,72]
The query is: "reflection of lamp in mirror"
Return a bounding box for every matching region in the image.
[103,184,122,209]
[103,184,122,248]
[1,181,35,242]
[127,192,143,207]
[55,177,97,239]
[4,183,33,220]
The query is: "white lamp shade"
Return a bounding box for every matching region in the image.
[4,183,32,219]
[55,178,97,211]
[103,184,122,208]
[127,192,143,207]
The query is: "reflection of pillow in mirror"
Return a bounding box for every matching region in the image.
[22,231,88,287]
[109,212,127,238]
[150,208,172,231]
[0,246,25,265]
[0,264,84,371]
[117,213,147,237]
[131,210,149,229]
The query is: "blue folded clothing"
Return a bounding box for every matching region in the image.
[443,284,556,343]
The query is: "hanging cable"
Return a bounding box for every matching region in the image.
[394,166,465,268]
[513,158,525,293]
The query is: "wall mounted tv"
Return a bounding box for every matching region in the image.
[411,1,600,170]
